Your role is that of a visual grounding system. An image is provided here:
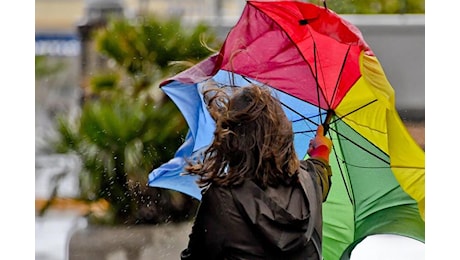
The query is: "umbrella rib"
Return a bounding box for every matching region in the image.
[229,76,323,129]
[328,126,390,165]
[313,42,324,123]
[331,137,355,205]
[279,100,322,127]
[390,165,425,170]
[312,42,333,121]
[328,99,391,165]
[330,99,378,125]
[330,45,352,107]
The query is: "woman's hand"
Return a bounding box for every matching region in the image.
[307,125,333,162]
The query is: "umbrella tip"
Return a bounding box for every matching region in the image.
[322,0,328,9]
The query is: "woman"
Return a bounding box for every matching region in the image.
[181,84,333,259]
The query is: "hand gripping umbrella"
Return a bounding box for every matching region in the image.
[148,1,425,259]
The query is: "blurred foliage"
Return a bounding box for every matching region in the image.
[326,0,424,14]
[54,15,221,225]
[35,55,64,79]
[90,16,219,98]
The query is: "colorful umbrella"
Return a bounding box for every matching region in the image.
[148,1,425,259]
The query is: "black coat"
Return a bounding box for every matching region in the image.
[181,159,332,260]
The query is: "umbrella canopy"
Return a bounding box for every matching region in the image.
[148,1,425,259]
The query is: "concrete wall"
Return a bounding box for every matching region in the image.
[68,222,193,260]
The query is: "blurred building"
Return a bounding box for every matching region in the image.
[35,0,245,34]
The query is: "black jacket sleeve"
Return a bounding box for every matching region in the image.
[300,158,332,202]
[180,186,227,260]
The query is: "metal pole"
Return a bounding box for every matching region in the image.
[76,0,125,101]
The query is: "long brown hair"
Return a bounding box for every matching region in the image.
[185,84,300,189]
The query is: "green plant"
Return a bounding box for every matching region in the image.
[56,94,193,224]
[54,15,221,225]
[328,0,424,14]
[91,15,219,97]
